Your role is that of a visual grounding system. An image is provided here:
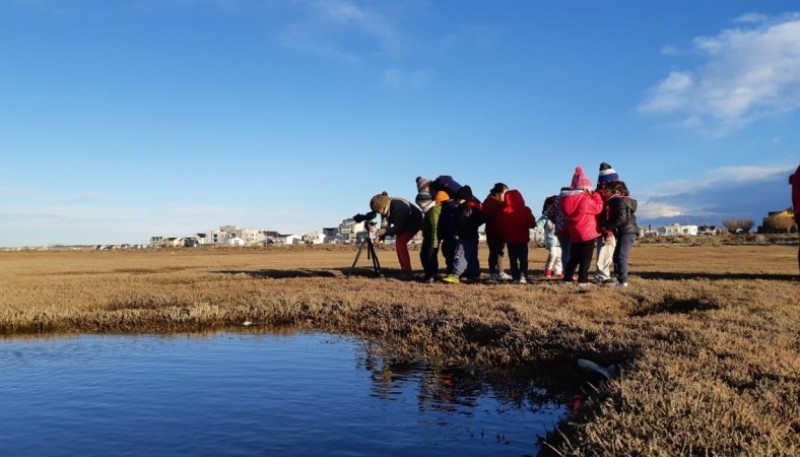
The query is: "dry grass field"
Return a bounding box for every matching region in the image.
[1,242,798,456]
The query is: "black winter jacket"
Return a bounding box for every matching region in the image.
[437,200,460,241]
[384,198,422,236]
[457,202,486,240]
[606,195,639,236]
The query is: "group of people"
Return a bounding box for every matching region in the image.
[367,163,639,287]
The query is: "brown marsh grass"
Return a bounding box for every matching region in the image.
[1,243,798,456]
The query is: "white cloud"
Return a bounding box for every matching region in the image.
[382,68,430,89]
[640,13,800,134]
[636,201,691,219]
[274,0,401,62]
[735,13,768,24]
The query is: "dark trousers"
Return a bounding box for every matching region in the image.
[486,236,505,274]
[507,242,529,280]
[613,233,636,284]
[420,239,439,279]
[441,238,457,274]
[564,238,598,283]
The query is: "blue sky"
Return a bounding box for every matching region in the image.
[1,0,798,246]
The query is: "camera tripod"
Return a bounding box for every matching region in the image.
[348,234,382,277]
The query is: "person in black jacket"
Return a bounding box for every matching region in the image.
[437,194,461,280]
[442,185,486,283]
[369,192,423,278]
[604,181,638,288]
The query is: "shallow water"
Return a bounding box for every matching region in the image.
[0,331,567,456]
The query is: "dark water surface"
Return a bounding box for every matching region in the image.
[0,332,567,456]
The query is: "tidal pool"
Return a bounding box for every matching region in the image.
[0,331,568,456]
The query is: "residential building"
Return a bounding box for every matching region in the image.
[657,223,699,236]
[338,218,367,244]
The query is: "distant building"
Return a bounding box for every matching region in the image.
[657,223,699,236]
[302,232,326,244]
[697,225,722,236]
[322,227,338,243]
[337,218,367,244]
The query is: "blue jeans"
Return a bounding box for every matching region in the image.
[453,239,480,279]
[613,233,636,284]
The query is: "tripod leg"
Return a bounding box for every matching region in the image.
[348,239,368,277]
[367,239,382,276]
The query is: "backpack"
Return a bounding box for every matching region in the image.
[430,175,463,199]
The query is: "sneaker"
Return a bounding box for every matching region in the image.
[498,272,513,281]
[577,282,594,289]
[544,268,552,278]
[442,274,460,284]
[489,273,500,281]
[616,282,628,288]
[422,276,435,284]
[556,273,564,279]
[518,276,528,284]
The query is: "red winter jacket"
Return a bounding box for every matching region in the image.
[560,190,604,243]
[500,190,536,243]
[482,195,504,239]
[792,165,800,220]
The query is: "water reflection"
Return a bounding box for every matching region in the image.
[0,331,568,456]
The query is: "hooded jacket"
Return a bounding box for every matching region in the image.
[560,190,604,243]
[536,216,559,248]
[383,198,422,237]
[606,195,639,236]
[482,194,505,239]
[500,190,535,243]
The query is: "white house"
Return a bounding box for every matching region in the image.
[657,223,699,236]
[302,232,326,244]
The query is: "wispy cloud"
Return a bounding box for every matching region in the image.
[60,193,109,204]
[274,0,401,62]
[640,13,800,135]
[382,68,431,90]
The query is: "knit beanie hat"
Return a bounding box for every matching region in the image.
[434,190,450,203]
[416,176,431,192]
[570,167,593,191]
[369,192,392,215]
[597,162,619,185]
[415,190,434,212]
[490,182,508,195]
[456,185,473,201]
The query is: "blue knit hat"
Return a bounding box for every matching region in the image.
[598,162,619,185]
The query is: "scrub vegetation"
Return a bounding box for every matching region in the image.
[1,243,798,456]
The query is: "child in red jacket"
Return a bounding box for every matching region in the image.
[500,189,536,283]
